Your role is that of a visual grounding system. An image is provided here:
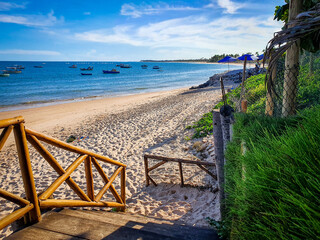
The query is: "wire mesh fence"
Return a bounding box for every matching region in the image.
[222,50,320,118]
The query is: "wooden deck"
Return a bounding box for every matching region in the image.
[6,209,218,240]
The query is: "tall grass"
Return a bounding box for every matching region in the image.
[224,108,320,239]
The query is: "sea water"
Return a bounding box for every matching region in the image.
[0,61,240,111]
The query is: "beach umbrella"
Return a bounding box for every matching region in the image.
[258,54,264,60]
[218,56,237,71]
[237,54,259,61]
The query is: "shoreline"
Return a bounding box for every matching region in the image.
[0,87,189,134]
[0,83,231,238]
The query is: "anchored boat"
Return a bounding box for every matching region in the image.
[103,69,120,74]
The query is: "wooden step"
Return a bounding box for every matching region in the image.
[6,209,218,240]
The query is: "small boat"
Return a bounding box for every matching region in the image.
[141,65,148,69]
[16,65,25,69]
[80,66,93,71]
[81,73,92,75]
[0,73,10,77]
[120,64,132,68]
[103,69,120,74]
[69,64,77,68]
[34,66,43,68]
[153,66,160,69]
[6,66,17,69]
[2,70,21,74]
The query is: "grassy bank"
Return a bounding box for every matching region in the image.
[187,57,320,239]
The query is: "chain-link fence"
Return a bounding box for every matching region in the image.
[222,50,320,118]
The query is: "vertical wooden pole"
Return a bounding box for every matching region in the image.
[14,123,41,224]
[265,61,276,116]
[241,100,248,113]
[238,56,247,111]
[144,156,150,186]
[178,162,184,187]
[85,157,94,201]
[213,110,225,218]
[120,167,126,212]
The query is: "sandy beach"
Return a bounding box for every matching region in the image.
[0,81,236,238]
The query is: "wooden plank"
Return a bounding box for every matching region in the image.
[0,116,24,129]
[95,166,123,202]
[25,128,126,167]
[120,167,126,212]
[91,157,123,204]
[27,135,91,202]
[0,125,13,151]
[148,160,167,172]
[13,123,41,224]
[39,199,124,208]
[27,212,178,240]
[39,155,87,200]
[178,162,184,187]
[144,156,150,186]
[5,226,84,240]
[0,188,30,206]
[197,164,217,180]
[148,175,157,186]
[0,204,34,230]
[144,154,215,166]
[85,157,95,201]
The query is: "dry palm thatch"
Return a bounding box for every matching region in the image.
[264,3,320,95]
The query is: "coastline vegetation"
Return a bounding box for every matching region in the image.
[187,54,320,239]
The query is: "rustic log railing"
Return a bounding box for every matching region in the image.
[143,154,216,187]
[0,116,126,231]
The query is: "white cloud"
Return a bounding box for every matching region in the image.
[0,1,26,11]
[120,2,199,18]
[216,0,243,14]
[83,12,91,15]
[73,14,282,56]
[0,10,64,27]
[0,49,61,55]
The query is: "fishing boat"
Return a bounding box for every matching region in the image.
[120,64,132,68]
[2,70,21,74]
[16,65,25,69]
[34,66,43,68]
[69,64,77,68]
[103,69,120,74]
[141,65,148,69]
[6,66,17,69]
[81,73,92,75]
[0,73,9,77]
[153,66,160,69]
[80,66,93,71]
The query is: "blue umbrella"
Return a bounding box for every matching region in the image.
[258,54,264,60]
[218,56,237,71]
[238,54,259,61]
[218,56,237,63]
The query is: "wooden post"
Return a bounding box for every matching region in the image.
[120,167,126,211]
[85,157,94,201]
[265,60,277,116]
[13,123,41,224]
[178,162,184,187]
[0,125,13,151]
[241,100,247,113]
[282,0,302,117]
[220,77,226,104]
[144,156,150,186]
[238,56,248,111]
[212,110,225,218]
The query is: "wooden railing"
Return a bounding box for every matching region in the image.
[0,116,126,231]
[144,154,216,187]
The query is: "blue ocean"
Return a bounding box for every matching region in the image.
[0,61,240,111]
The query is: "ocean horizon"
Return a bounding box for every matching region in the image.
[0,61,240,112]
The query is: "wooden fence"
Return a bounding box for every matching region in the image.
[144,154,216,187]
[0,116,126,231]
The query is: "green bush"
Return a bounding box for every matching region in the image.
[224,107,320,240]
[186,112,213,138]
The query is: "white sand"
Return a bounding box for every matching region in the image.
[0,83,235,238]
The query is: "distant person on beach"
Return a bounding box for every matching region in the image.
[255,60,260,73]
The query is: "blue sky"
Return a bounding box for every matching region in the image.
[0,0,284,61]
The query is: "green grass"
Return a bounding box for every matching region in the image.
[224,107,320,240]
[186,112,213,139]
